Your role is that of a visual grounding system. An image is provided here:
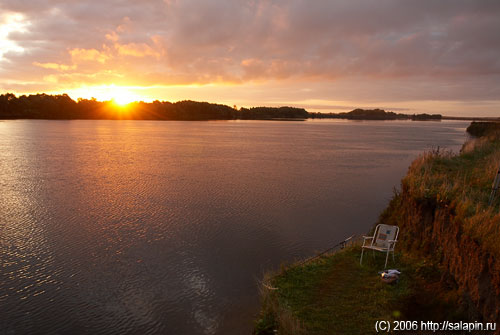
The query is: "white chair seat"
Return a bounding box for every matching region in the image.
[362,245,389,252]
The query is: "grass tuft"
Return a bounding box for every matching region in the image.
[402,132,500,259]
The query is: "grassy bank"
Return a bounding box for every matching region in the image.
[389,122,500,260]
[255,247,464,335]
[255,122,500,334]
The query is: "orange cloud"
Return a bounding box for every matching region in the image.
[69,48,110,64]
[105,31,119,42]
[115,42,161,59]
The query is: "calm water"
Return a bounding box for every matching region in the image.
[0,119,466,334]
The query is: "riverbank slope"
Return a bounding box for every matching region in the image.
[255,121,500,334]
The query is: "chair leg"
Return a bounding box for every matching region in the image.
[385,250,389,269]
[360,249,364,265]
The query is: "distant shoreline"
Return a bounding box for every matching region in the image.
[1,93,498,122]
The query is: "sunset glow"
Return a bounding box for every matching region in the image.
[1,2,500,333]
[0,1,499,116]
[68,85,147,105]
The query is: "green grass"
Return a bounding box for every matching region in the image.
[255,246,464,335]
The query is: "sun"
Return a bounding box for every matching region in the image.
[111,90,136,106]
[66,84,143,106]
[108,86,140,106]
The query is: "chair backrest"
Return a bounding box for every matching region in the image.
[372,224,399,248]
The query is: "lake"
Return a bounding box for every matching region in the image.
[0,119,467,334]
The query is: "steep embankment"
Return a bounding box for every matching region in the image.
[380,121,500,322]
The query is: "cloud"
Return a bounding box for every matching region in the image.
[115,41,163,59]
[33,61,75,71]
[0,0,499,108]
[70,48,110,64]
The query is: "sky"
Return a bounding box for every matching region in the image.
[0,0,499,116]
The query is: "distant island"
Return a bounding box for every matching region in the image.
[1,93,496,121]
[309,108,442,121]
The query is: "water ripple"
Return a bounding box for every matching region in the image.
[0,120,467,334]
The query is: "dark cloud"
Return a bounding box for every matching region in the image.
[0,0,500,109]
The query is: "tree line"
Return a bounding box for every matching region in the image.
[0,93,442,121]
[309,108,442,120]
[0,93,308,120]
